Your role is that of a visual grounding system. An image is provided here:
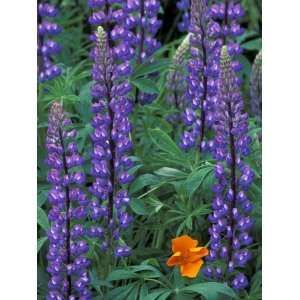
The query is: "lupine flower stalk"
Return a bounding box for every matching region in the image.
[125,0,162,104]
[250,50,262,122]
[38,3,62,82]
[88,0,134,256]
[166,34,190,122]
[46,102,91,300]
[203,46,254,291]
[210,0,245,72]
[180,0,221,152]
[89,25,134,258]
[177,0,190,32]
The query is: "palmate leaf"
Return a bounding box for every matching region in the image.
[248,271,262,300]
[154,167,188,179]
[148,129,188,166]
[132,59,171,79]
[37,237,48,253]
[105,282,137,300]
[37,207,50,231]
[241,38,262,51]
[107,265,162,282]
[130,174,161,194]
[180,282,237,300]
[131,78,160,94]
[143,289,172,300]
[185,165,215,195]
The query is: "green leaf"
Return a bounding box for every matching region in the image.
[131,78,159,94]
[127,283,140,300]
[130,174,160,194]
[37,237,48,253]
[130,264,162,279]
[185,166,214,195]
[107,269,138,281]
[140,285,149,298]
[143,289,171,300]
[37,186,49,207]
[249,271,262,299]
[241,38,262,51]
[157,291,172,300]
[37,207,50,231]
[154,167,187,178]
[106,283,137,300]
[133,59,171,78]
[130,198,151,216]
[149,129,183,158]
[181,282,237,300]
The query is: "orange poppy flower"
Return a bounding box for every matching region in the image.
[166,235,209,278]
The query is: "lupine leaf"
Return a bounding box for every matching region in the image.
[181,282,237,300]
[149,128,184,158]
[132,59,171,78]
[131,78,159,94]
[107,269,138,281]
[143,289,171,300]
[37,237,48,253]
[37,207,50,231]
[241,38,262,51]
[130,174,161,194]
[185,165,215,195]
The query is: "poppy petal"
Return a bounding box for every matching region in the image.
[172,235,198,253]
[180,259,204,278]
[166,251,182,267]
[190,247,209,258]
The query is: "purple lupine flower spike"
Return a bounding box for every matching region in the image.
[180,0,221,152]
[250,50,262,122]
[38,3,62,82]
[177,0,191,32]
[210,0,245,72]
[88,24,134,257]
[46,102,91,300]
[166,34,190,123]
[125,0,162,104]
[203,46,254,291]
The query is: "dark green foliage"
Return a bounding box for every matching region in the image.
[37,1,262,299]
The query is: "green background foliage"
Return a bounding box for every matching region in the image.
[38,0,262,299]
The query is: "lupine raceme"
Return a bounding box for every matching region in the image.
[88,23,134,257]
[38,3,62,82]
[46,102,91,300]
[180,0,221,152]
[203,46,254,291]
[210,0,245,73]
[125,0,162,104]
[177,0,191,32]
[250,50,262,123]
[166,33,190,123]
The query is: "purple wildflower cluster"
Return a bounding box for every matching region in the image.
[88,23,134,257]
[166,34,190,122]
[125,0,161,62]
[210,0,245,72]
[88,0,134,57]
[46,102,91,300]
[203,46,254,290]
[180,0,221,152]
[38,3,62,82]
[250,50,262,122]
[177,0,190,32]
[125,0,162,104]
